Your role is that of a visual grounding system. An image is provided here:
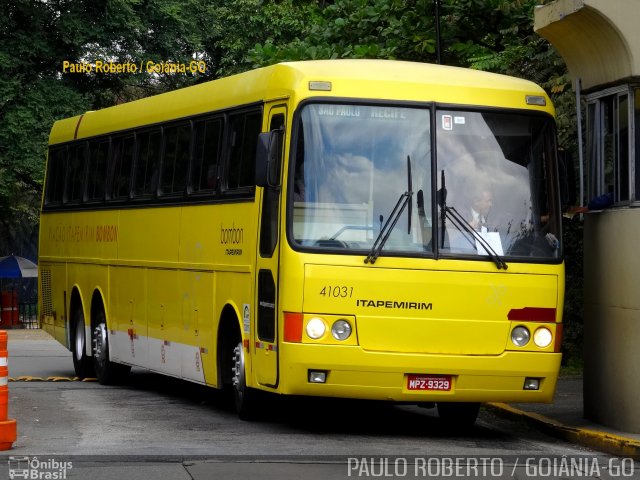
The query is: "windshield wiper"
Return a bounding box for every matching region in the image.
[365,156,413,264]
[438,170,507,270]
[445,206,508,270]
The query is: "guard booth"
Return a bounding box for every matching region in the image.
[535,0,640,432]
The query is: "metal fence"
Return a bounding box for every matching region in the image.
[1,287,38,329]
[19,303,39,329]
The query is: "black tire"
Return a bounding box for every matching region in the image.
[231,340,260,420]
[437,402,481,430]
[92,308,131,385]
[71,305,95,379]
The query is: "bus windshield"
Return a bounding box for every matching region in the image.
[289,102,561,262]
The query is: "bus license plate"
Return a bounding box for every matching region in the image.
[407,374,452,391]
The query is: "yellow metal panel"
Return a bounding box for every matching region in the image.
[303,264,557,355]
[49,116,83,145]
[109,266,146,365]
[147,269,180,342]
[118,207,180,263]
[179,270,216,384]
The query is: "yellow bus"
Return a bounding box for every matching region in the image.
[39,60,564,425]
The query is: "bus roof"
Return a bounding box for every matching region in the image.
[49,60,554,145]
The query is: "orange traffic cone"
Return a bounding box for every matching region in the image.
[0,330,17,450]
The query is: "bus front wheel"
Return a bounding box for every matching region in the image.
[92,308,130,385]
[231,341,259,420]
[71,306,95,379]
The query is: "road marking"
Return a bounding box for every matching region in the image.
[9,376,97,382]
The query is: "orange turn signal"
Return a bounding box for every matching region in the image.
[283,312,303,343]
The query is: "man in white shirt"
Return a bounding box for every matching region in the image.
[469,189,492,230]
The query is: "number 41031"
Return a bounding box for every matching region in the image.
[319,285,354,298]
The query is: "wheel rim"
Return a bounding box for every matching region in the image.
[93,323,108,371]
[232,342,245,396]
[74,316,85,361]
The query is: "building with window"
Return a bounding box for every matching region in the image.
[535,0,640,432]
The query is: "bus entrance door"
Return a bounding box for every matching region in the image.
[253,106,286,389]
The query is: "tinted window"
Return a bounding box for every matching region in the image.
[227,111,261,189]
[134,129,161,198]
[192,117,223,193]
[65,144,87,204]
[87,140,109,202]
[46,147,67,205]
[111,135,135,200]
[160,123,190,196]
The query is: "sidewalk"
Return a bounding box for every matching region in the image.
[5,328,640,457]
[488,377,640,457]
[6,328,76,378]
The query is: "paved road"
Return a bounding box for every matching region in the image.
[2,332,636,479]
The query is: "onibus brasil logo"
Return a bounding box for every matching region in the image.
[8,456,72,479]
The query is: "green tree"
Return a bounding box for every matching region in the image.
[1,0,309,256]
[1,2,91,257]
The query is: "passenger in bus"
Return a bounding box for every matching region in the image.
[467,186,493,231]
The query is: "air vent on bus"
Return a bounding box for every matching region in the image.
[41,269,53,316]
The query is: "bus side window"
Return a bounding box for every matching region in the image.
[192,117,223,193]
[160,122,190,197]
[64,143,87,204]
[45,147,67,206]
[110,135,135,201]
[134,129,161,198]
[87,139,109,202]
[226,110,261,190]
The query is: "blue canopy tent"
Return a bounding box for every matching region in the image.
[0,255,38,279]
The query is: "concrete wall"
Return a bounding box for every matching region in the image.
[535,0,640,90]
[584,209,640,432]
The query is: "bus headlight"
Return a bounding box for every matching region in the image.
[511,326,530,347]
[331,319,352,341]
[306,317,326,339]
[533,327,553,348]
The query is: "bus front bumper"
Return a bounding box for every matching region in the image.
[276,343,561,403]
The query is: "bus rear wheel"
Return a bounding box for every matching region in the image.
[231,341,259,420]
[92,308,130,385]
[437,402,481,429]
[71,306,95,379]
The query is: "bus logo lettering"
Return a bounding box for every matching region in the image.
[95,225,118,242]
[220,223,243,245]
[356,299,433,310]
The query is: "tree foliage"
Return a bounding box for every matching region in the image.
[1,2,91,257]
[0,0,307,257]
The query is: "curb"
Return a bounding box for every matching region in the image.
[486,403,640,458]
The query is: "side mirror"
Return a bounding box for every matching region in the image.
[255,128,283,188]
